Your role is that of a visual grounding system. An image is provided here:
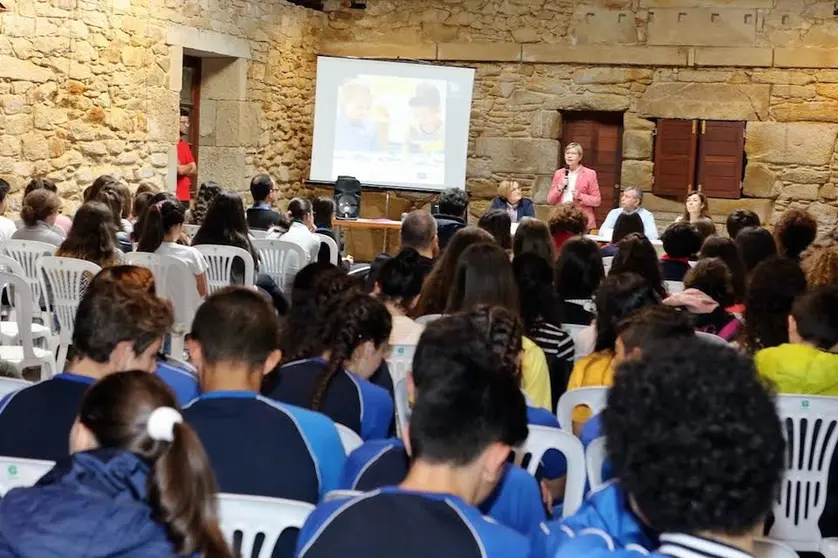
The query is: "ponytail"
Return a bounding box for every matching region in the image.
[137,200,184,253]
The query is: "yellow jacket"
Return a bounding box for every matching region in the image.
[567,350,617,424]
[756,344,838,396]
[522,336,552,411]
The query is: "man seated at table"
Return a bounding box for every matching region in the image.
[599,188,658,241]
[432,187,468,250]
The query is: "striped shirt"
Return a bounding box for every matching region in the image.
[531,321,575,362]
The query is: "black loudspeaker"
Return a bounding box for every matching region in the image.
[334,175,361,220]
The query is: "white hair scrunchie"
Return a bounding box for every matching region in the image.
[147,407,183,442]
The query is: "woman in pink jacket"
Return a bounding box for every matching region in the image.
[546,142,602,231]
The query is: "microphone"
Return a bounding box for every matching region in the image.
[563,164,569,189]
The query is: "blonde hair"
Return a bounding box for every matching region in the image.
[802,240,838,289]
[565,142,584,157]
[498,180,520,199]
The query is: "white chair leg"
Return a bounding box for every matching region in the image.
[55,344,67,375]
[169,333,185,361]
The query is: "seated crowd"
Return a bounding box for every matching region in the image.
[0,174,835,558]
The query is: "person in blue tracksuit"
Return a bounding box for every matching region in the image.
[264,292,393,440]
[535,338,785,558]
[0,371,232,558]
[183,287,345,504]
[0,268,173,462]
[155,354,200,405]
[296,312,532,557]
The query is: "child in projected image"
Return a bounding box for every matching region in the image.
[334,80,380,152]
[406,82,445,154]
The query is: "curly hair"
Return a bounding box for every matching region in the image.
[610,233,667,299]
[801,240,838,289]
[742,257,808,354]
[547,205,587,237]
[685,258,735,309]
[604,338,784,535]
[774,208,818,261]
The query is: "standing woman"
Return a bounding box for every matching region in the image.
[546,142,602,232]
[488,180,535,224]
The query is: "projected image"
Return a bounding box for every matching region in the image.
[332,76,447,186]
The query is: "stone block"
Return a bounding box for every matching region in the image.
[637,83,769,120]
[647,8,756,47]
[746,122,838,166]
[694,47,772,67]
[202,57,247,102]
[0,136,21,157]
[3,114,32,136]
[774,48,838,69]
[0,55,53,83]
[623,130,653,160]
[320,41,436,60]
[143,90,179,141]
[640,0,771,6]
[821,184,838,200]
[120,46,147,67]
[751,70,814,85]
[742,163,776,198]
[532,175,554,204]
[522,45,688,66]
[530,110,561,139]
[466,158,492,180]
[806,202,838,227]
[21,133,50,161]
[437,43,520,62]
[215,101,262,148]
[782,167,830,185]
[770,102,838,123]
[545,94,630,112]
[780,183,820,201]
[572,68,653,85]
[199,99,216,146]
[621,160,654,191]
[167,25,252,60]
[2,15,35,38]
[569,6,639,45]
[624,113,655,131]
[475,137,559,175]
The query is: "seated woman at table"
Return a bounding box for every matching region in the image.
[600,212,643,258]
[674,190,714,228]
[488,180,535,224]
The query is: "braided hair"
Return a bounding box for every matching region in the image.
[467,305,524,384]
[309,293,392,412]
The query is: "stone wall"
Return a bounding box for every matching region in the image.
[0,0,323,212]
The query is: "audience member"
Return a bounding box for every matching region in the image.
[676,190,712,225]
[0,274,173,460]
[692,216,717,244]
[735,226,777,276]
[599,187,659,241]
[513,253,574,409]
[312,196,345,265]
[742,257,808,354]
[89,185,132,253]
[187,181,222,226]
[609,233,667,299]
[0,371,232,558]
[246,174,283,230]
[539,339,784,558]
[400,210,438,277]
[665,258,740,341]
[478,209,513,252]
[700,236,747,306]
[600,213,643,258]
[415,226,494,317]
[512,217,555,262]
[103,179,134,236]
[24,177,72,233]
[56,202,125,268]
[184,287,344,505]
[374,248,426,345]
[802,239,838,288]
[271,197,321,263]
[131,191,152,232]
[297,313,530,557]
[774,208,818,262]
[137,199,208,298]
[0,178,16,241]
[445,242,551,410]
[488,179,535,224]
[660,222,702,281]
[264,293,393,440]
[364,252,392,293]
[433,187,468,249]
[726,208,761,239]
[132,191,181,244]
[13,189,65,246]
[554,237,604,325]
[547,205,587,254]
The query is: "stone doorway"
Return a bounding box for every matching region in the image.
[561,112,624,225]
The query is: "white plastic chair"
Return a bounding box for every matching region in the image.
[0,272,57,380]
[125,252,201,359]
[0,376,31,398]
[515,425,587,517]
[602,256,613,275]
[183,224,200,242]
[665,280,685,294]
[562,323,592,362]
[0,254,53,349]
[4,239,56,312]
[249,229,268,239]
[557,387,609,432]
[415,314,442,326]
[38,257,102,373]
[193,245,255,294]
[386,344,415,387]
[753,538,801,558]
[394,378,409,438]
[585,436,608,491]
[767,394,838,554]
[695,330,730,346]
[347,264,371,277]
[316,233,339,265]
[0,455,55,496]
[336,423,363,455]
[217,493,315,558]
[251,239,308,294]
[324,489,362,502]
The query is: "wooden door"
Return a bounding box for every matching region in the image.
[561,112,623,226]
[696,121,745,199]
[653,119,698,197]
[181,56,202,166]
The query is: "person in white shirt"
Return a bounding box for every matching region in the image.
[373,248,426,346]
[136,199,208,298]
[0,179,18,241]
[598,187,659,241]
[268,197,321,262]
[13,189,66,247]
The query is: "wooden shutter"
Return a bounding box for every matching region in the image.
[696,121,745,199]
[653,119,697,197]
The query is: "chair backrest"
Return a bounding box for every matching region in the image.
[386,344,415,387]
[217,493,315,558]
[585,436,608,491]
[251,239,307,293]
[0,376,31,399]
[415,314,442,326]
[768,394,838,551]
[4,240,56,305]
[557,387,609,432]
[665,280,685,294]
[515,425,587,517]
[193,245,255,293]
[335,423,363,455]
[37,257,102,340]
[0,271,38,361]
[316,233,339,265]
[183,224,200,242]
[125,252,200,328]
[0,455,54,496]
[602,256,613,275]
[393,377,409,437]
[249,229,268,239]
[753,538,800,558]
[562,323,592,361]
[324,489,362,502]
[695,330,730,346]
[347,264,371,278]
[0,254,26,277]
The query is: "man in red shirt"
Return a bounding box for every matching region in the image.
[176,109,197,207]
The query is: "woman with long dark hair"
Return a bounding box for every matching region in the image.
[57,202,125,268]
[700,236,747,307]
[609,233,667,299]
[187,181,222,226]
[374,248,426,346]
[555,237,604,325]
